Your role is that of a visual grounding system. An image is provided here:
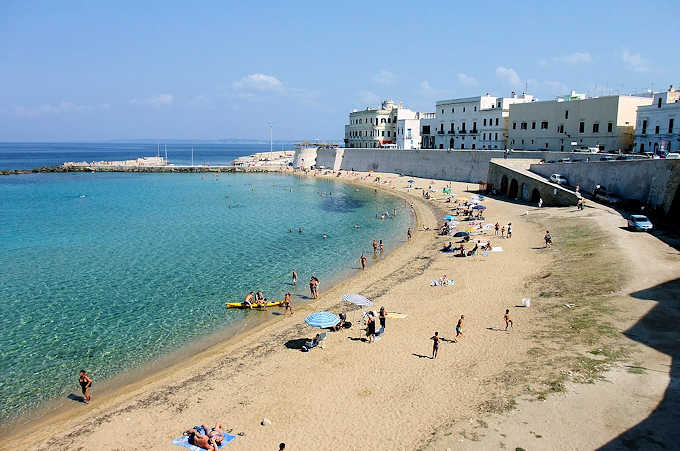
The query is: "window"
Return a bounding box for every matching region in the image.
[407,128,412,138]
[495,118,499,126]
[658,97,663,108]
[380,118,385,124]
[497,100,501,107]
[642,120,647,134]
[422,125,430,135]
[579,121,585,133]
[473,121,477,131]
[474,106,477,111]
[381,131,385,137]
[387,118,391,123]
[655,125,660,134]
[449,123,455,133]
[670,118,674,134]
[593,123,599,133]
[495,133,498,140]
[531,121,536,129]
[441,109,444,114]
[608,122,613,133]
[521,139,524,145]
[461,144,465,149]
[558,124,564,133]
[565,110,569,119]
[541,121,548,129]
[483,133,486,140]
[461,122,466,131]
[451,108,454,113]
[513,122,516,129]
[531,139,534,144]
[521,122,527,130]
[545,143,549,149]
[472,144,476,149]
[483,119,487,126]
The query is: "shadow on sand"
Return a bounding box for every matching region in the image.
[598,278,680,450]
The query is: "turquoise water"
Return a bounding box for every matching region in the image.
[0,172,411,423]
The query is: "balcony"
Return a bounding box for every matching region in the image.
[448,130,455,135]
[437,130,445,135]
[458,130,466,134]
[470,129,478,134]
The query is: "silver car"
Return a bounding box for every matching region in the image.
[627,215,653,231]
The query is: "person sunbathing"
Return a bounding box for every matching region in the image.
[441,241,453,252]
[458,244,466,257]
[331,313,347,331]
[183,426,218,451]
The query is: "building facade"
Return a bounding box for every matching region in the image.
[344,100,419,148]
[507,93,653,152]
[396,112,433,149]
[421,93,534,150]
[634,86,680,154]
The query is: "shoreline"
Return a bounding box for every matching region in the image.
[1,169,424,440]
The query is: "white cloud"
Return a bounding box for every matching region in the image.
[553,52,592,64]
[232,73,285,94]
[129,93,174,107]
[358,90,380,105]
[621,50,649,72]
[14,101,109,117]
[457,73,478,86]
[496,66,521,86]
[372,69,395,85]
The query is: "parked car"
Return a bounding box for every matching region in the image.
[557,158,571,163]
[600,156,616,161]
[549,174,568,185]
[627,215,653,231]
[666,153,680,159]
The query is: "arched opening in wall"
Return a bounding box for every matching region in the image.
[521,183,529,201]
[500,175,509,195]
[508,179,519,199]
[449,138,454,149]
[439,144,443,149]
[530,188,541,203]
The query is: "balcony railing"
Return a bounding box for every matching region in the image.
[437,130,445,135]
[470,129,478,134]
[458,130,466,134]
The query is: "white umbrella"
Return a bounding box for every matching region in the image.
[342,294,373,325]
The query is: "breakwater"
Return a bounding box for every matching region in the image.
[0,165,283,176]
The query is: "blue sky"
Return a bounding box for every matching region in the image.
[0,0,677,141]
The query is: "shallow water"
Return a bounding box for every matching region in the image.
[0,172,411,423]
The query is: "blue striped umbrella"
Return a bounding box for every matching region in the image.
[305,312,340,329]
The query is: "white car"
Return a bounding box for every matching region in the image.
[666,153,680,159]
[549,174,568,185]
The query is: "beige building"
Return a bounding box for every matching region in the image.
[508,93,653,152]
[344,100,418,148]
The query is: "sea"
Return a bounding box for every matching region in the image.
[0,143,413,424]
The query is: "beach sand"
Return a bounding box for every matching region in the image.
[5,171,680,450]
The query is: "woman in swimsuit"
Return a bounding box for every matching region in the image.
[379,307,386,334]
[430,332,440,359]
[79,369,92,404]
[367,315,376,343]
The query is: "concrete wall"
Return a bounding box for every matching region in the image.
[292,147,318,169]
[529,159,680,214]
[311,148,615,182]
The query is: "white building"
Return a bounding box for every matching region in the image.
[344,100,419,148]
[634,85,680,154]
[508,92,653,152]
[396,112,433,149]
[422,92,534,150]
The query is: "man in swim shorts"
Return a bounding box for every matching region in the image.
[243,291,254,308]
[456,315,464,339]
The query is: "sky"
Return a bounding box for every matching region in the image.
[0,0,677,142]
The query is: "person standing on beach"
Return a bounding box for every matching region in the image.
[372,239,378,254]
[430,332,440,359]
[407,228,412,240]
[379,306,386,334]
[367,314,376,343]
[379,240,384,254]
[291,269,297,286]
[544,230,552,248]
[360,253,367,270]
[507,223,513,239]
[494,222,500,235]
[501,225,506,238]
[504,309,513,330]
[284,292,293,315]
[456,315,464,340]
[79,370,92,404]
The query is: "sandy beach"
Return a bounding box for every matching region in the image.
[5,170,679,451]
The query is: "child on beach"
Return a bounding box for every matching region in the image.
[430,332,440,359]
[544,230,552,248]
[504,309,513,331]
[456,315,464,339]
[501,225,506,238]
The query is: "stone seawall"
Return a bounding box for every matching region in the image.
[313,148,629,182]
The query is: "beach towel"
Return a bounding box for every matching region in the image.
[491,247,503,252]
[430,280,455,286]
[481,252,490,257]
[173,427,236,450]
[386,312,407,319]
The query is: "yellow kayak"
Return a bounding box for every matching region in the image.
[225,301,284,309]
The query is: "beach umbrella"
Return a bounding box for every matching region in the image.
[472,205,486,210]
[444,215,457,221]
[305,312,340,329]
[407,179,415,183]
[453,231,469,237]
[341,294,373,307]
